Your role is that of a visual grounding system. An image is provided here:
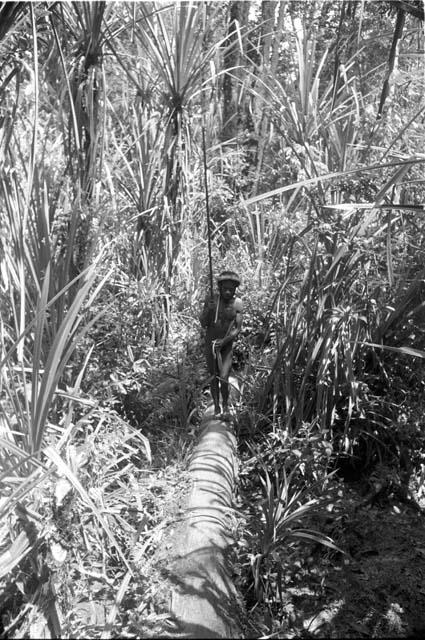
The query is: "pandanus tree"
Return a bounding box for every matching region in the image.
[241,0,424,462]
[107,1,226,289]
[0,4,113,619]
[50,1,108,202]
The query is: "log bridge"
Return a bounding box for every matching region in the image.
[164,378,244,638]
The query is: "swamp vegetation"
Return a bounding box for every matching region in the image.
[1,0,425,637]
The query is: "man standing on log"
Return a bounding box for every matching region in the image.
[199,270,243,417]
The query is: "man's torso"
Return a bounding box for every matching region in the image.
[205,295,242,341]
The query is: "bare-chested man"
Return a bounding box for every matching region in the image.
[199,270,243,417]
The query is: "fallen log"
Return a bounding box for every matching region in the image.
[164,381,244,638]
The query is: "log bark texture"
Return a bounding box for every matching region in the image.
[165,387,243,638]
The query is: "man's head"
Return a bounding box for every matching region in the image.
[217,270,240,301]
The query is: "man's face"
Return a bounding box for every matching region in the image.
[219,280,237,300]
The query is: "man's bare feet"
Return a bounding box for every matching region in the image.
[221,405,231,420]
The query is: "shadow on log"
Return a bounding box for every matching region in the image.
[164,377,244,638]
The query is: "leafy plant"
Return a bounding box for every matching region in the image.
[239,422,342,608]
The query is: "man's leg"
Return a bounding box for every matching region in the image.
[219,345,233,413]
[206,347,220,414]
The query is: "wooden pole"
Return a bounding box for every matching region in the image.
[202,126,214,298]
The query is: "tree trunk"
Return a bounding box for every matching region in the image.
[165,378,244,638]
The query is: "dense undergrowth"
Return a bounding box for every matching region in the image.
[0,322,197,638]
[231,250,425,636]
[3,238,425,637]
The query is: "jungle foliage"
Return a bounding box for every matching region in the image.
[0,1,424,637]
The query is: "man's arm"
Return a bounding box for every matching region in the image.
[222,298,242,345]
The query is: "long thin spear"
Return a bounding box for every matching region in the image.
[202,126,214,298]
